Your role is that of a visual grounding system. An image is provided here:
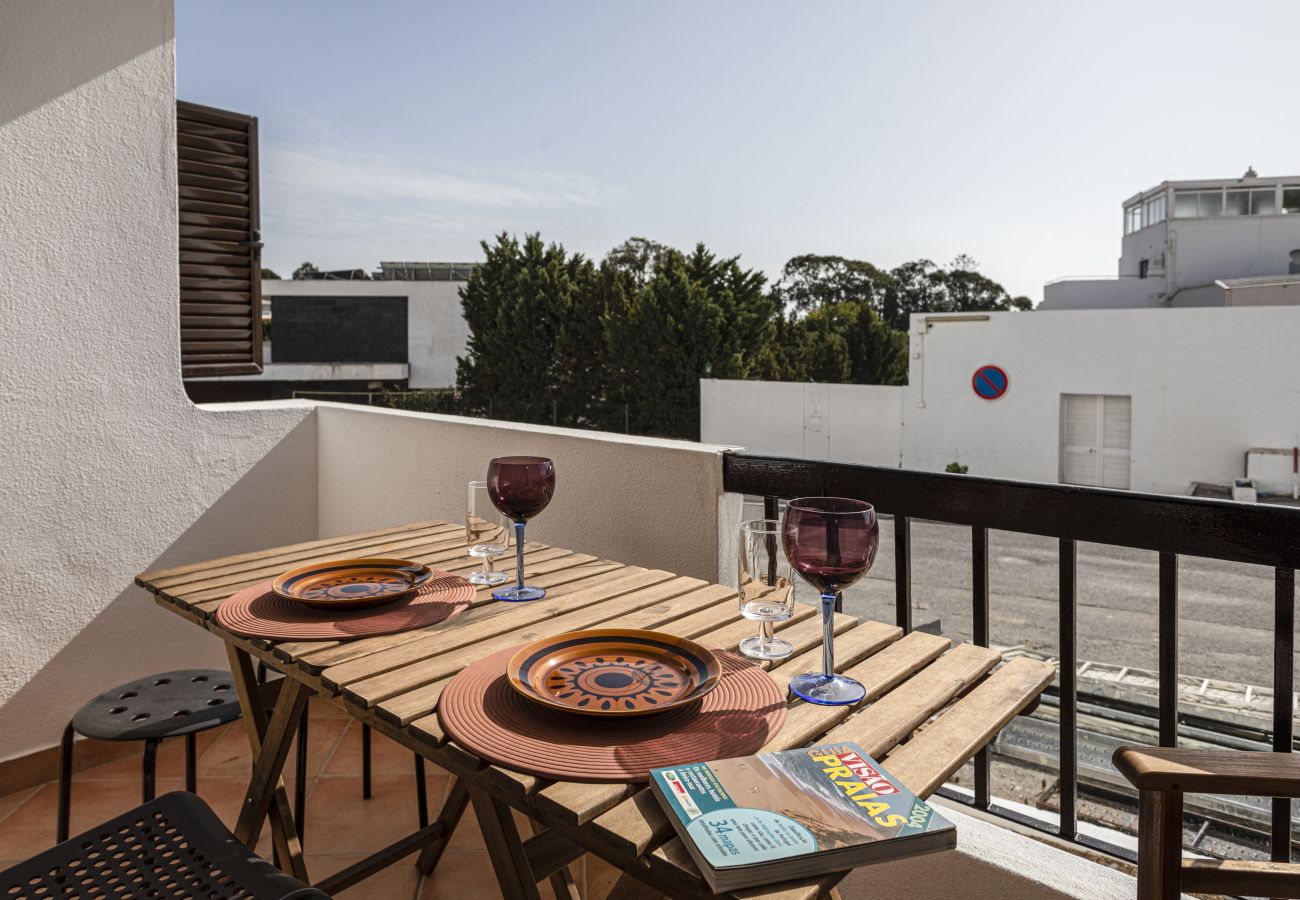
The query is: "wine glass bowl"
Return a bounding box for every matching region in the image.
[487,456,556,521]
[781,497,879,594]
[781,497,878,705]
[737,519,796,661]
[486,456,556,602]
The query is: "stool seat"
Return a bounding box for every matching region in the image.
[72,668,242,741]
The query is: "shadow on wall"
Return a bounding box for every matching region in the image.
[0,416,319,763]
[0,0,170,127]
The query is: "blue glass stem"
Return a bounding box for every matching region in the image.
[822,592,839,677]
[513,521,526,589]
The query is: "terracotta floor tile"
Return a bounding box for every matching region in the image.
[198,717,348,782]
[0,779,182,860]
[446,803,487,850]
[417,849,505,899]
[308,693,351,720]
[74,727,227,782]
[303,775,431,856]
[307,852,422,899]
[324,720,444,779]
[0,786,40,826]
[584,852,624,899]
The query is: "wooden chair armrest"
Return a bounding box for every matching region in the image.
[1113,746,1300,796]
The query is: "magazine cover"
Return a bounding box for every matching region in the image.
[651,741,953,873]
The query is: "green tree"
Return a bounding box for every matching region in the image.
[291,261,319,280]
[772,254,891,315]
[456,233,590,423]
[261,267,281,280]
[604,243,774,438]
[800,302,906,385]
[883,256,1029,329]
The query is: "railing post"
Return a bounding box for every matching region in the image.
[895,516,912,633]
[973,526,990,809]
[1158,552,1179,747]
[1273,566,1295,863]
[1059,538,1078,839]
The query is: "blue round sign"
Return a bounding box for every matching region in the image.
[972,365,1008,400]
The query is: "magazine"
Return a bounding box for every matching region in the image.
[649,741,955,891]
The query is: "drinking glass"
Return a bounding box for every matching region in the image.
[466,480,511,586]
[486,456,556,602]
[781,497,879,705]
[738,519,795,660]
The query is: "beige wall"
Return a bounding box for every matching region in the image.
[316,404,738,583]
[0,1,316,762]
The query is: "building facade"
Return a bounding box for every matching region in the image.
[1042,174,1300,310]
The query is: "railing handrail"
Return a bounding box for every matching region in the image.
[723,450,1297,863]
[722,452,1300,569]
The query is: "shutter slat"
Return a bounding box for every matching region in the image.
[180,251,252,267]
[179,224,247,241]
[180,263,251,279]
[177,146,249,169]
[179,210,249,229]
[177,131,247,155]
[179,172,249,193]
[179,185,248,205]
[181,277,251,291]
[177,99,261,377]
[182,300,252,314]
[181,315,252,328]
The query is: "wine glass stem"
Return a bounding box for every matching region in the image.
[821,592,837,678]
[759,618,774,649]
[513,521,527,588]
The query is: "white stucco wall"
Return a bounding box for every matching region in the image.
[315,404,739,583]
[700,379,902,466]
[262,280,470,388]
[902,309,1300,494]
[1166,216,1300,290]
[1040,277,1162,310]
[0,0,316,762]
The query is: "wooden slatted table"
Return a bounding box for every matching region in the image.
[136,518,1055,900]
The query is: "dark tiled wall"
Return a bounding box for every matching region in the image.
[273,296,408,363]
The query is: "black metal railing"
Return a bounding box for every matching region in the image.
[723,451,1300,860]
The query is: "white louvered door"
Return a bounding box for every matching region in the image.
[1061,394,1131,489]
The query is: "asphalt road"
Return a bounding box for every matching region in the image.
[817,517,1286,689]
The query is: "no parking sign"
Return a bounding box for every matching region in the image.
[972,365,1008,400]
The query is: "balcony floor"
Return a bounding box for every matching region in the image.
[0,696,615,899]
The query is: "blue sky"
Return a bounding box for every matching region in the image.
[178,0,1300,301]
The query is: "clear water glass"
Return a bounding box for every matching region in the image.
[738,519,795,660]
[466,480,510,586]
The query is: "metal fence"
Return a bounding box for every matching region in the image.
[722,451,1300,862]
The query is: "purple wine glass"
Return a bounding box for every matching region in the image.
[782,497,879,705]
[486,456,556,601]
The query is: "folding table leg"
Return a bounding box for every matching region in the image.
[467,785,543,900]
[415,777,468,875]
[225,645,310,883]
[526,818,581,900]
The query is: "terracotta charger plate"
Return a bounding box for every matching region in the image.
[272,558,434,610]
[507,628,723,716]
[439,647,786,783]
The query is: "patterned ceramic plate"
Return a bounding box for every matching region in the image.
[506,629,723,717]
[271,558,434,610]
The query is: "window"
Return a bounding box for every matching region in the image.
[1173,191,1199,218]
[1284,187,1300,214]
[1198,191,1223,217]
[1143,194,1165,227]
[1138,259,1149,279]
[1251,188,1277,215]
[1124,203,1143,234]
[1224,190,1249,216]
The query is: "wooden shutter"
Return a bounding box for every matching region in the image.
[177,100,263,377]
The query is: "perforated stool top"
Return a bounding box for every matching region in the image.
[0,791,329,900]
[71,669,242,742]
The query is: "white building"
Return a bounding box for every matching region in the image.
[187,275,471,398]
[703,305,1300,497]
[1042,174,1300,310]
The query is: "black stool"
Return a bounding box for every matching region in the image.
[2,791,330,900]
[57,669,243,842]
